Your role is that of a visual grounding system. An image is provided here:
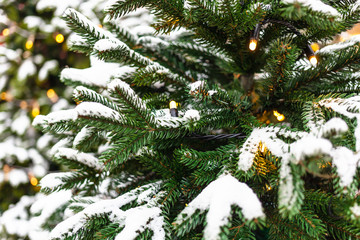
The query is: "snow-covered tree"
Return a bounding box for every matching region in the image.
[33,0,360,239]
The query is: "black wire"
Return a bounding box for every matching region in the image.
[189,133,247,140]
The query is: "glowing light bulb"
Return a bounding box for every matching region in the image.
[169,100,178,117]
[47,89,55,98]
[47,89,59,102]
[311,43,320,52]
[249,39,258,51]
[2,28,9,36]
[273,110,285,122]
[55,33,64,43]
[273,110,280,117]
[25,40,33,50]
[30,177,38,186]
[169,100,177,109]
[277,114,285,122]
[32,107,40,117]
[309,55,318,65]
[0,92,6,100]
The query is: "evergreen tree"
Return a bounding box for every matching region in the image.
[33,0,360,239]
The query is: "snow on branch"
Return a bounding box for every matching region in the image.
[54,147,104,171]
[174,174,264,240]
[33,101,125,130]
[317,35,360,55]
[237,113,360,213]
[108,79,148,111]
[60,61,133,88]
[282,0,340,17]
[75,101,124,121]
[319,96,360,150]
[62,8,114,41]
[49,181,164,240]
[40,172,75,190]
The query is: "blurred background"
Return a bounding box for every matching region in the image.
[0,0,359,239]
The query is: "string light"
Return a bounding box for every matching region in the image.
[273,110,285,122]
[249,39,258,51]
[0,92,6,100]
[250,19,319,65]
[169,100,178,117]
[32,102,40,117]
[311,43,320,52]
[30,176,38,186]
[249,23,261,51]
[32,107,40,117]
[2,28,9,36]
[25,40,33,50]
[309,55,318,66]
[47,88,59,102]
[304,43,318,66]
[55,33,64,43]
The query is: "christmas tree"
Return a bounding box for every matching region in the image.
[33,0,360,239]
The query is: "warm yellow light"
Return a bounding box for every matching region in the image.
[30,177,38,186]
[169,100,177,109]
[32,107,40,117]
[47,89,59,102]
[266,184,272,191]
[25,40,33,50]
[55,33,64,43]
[249,39,257,51]
[0,92,6,100]
[311,43,320,52]
[2,28,9,36]
[98,24,103,28]
[309,55,318,65]
[273,110,280,117]
[273,110,285,121]
[277,114,285,122]
[47,89,56,98]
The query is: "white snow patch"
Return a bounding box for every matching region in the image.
[50,182,162,239]
[189,80,205,93]
[18,58,36,82]
[184,109,200,121]
[108,79,147,110]
[55,147,104,171]
[331,147,359,187]
[318,35,360,55]
[38,60,58,81]
[94,38,130,52]
[282,0,340,16]
[11,112,30,135]
[39,172,74,190]
[176,174,264,240]
[8,169,28,187]
[75,101,123,121]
